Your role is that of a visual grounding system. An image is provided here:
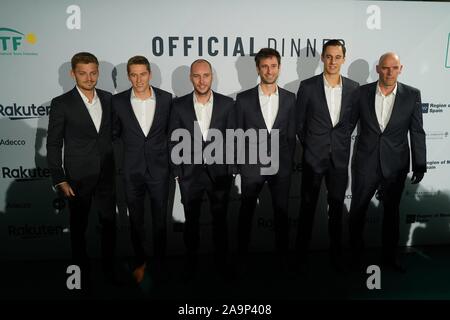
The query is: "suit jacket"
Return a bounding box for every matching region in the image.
[296,74,359,173]
[236,85,296,178]
[350,81,427,178]
[112,87,172,181]
[168,91,235,183]
[46,87,114,193]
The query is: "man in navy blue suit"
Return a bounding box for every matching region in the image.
[47,52,116,285]
[236,48,296,264]
[112,56,172,283]
[295,40,359,271]
[169,59,235,280]
[349,52,426,273]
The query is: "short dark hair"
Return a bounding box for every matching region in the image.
[322,39,346,57]
[127,55,151,74]
[255,48,281,67]
[190,59,212,74]
[71,52,98,70]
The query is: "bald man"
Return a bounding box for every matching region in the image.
[348,52,426,273]
[168,59,235,281]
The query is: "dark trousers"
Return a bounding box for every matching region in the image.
[68,167,116,272]
[124,169,168,266]
[179,168,232,260]
[238,174,291,255]
[296,161,348,258]
[348,166,406,260]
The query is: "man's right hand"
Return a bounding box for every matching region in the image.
[57,182,75,198]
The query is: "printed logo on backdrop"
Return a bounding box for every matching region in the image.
[8,224,65,240]
[426,159,450,170]
[406,213,450,224]
[421,102,449,114]
[0,138,26,146]
[446,33,450,68]
[1,166,51,181]
[0,102,50,120]
[404,190,441,199]
[6,201,31,209]
[0,27,38,56]
[150,36,344,57]
[426,131,449,140]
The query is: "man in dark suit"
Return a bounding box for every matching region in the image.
[112,56,172,283]
[169,59,235,279]
[295,40,359,271]
[349,52,426,272]
[47,52,116,283]
[236,48,296,264]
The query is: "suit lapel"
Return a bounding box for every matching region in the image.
[125,89,146,138]
[97,90,107,134]
[338,77,350,124]
[185,92,204,143]
[317,75,333,127]
[253,86,272,131]
[271,86,282,130]
[147,86,160,137]
[71,87,98,135]
[383,82,403,132]
[208,91,219,132]
[367,82,381,133]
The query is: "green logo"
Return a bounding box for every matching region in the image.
[0,27,38,56]
[446,33,450,68]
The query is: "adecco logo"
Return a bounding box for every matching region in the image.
[0,27,38,56]
[0,138,26,146]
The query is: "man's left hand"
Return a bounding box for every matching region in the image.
[411,172,424,184]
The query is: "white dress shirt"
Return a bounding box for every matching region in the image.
[130,87,156,136]
[375,82,397,132]
[193,92,214,141]
[323,75,342,127]
[76,86,102,133]
[258,85,279,132]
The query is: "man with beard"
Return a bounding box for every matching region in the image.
[236,48,296,269]
[169,59,235,281]
[47,52,116,289]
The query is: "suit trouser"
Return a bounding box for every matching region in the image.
[68,166,116,272]
[296,160,348,258]
[180,168,232,260]
[124,169,169,266]
[348,166,406,260]
[238,174,291,255]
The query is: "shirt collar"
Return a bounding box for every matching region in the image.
[376,82,397,97]
[323,74,342,89]
[76,86,98,104]
[258,85,279,97]
[193,91,214,106]
[131,86,155,101]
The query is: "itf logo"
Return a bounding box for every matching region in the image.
[0,27,38,56]
[422,103,429,113]
[446,33,450,68]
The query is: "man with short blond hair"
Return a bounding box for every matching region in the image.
[47,51,116,287]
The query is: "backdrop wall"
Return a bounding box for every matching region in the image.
[1,0,449,260]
